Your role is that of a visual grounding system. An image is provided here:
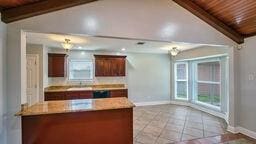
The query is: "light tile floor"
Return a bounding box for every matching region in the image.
[133,104,228,144]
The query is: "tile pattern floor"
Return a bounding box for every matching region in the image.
[174,133,256,144]
[133,104,228,144]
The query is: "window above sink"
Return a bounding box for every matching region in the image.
[68,59,94,81]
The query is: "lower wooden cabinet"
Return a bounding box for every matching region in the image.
[66,91,93,99]
[45,92,67,101]
[110,89,128,98]
[45,89,128,101]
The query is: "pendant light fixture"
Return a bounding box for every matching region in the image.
[61,39,73,51]
[169,47,180,56]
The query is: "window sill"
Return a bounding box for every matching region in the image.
[170,100,226,120]
[193,101,221,112]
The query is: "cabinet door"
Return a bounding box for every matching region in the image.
[66,91,81,100]
[66,91,93,100]
[110,58,118,76]
[48,54,67,77]
[94,55,126,77]
[95,59,106,76]
[79,91,93,99]
[117,58,126,76]
[110,89,128,98]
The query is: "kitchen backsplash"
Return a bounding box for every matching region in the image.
[48,77,127,86]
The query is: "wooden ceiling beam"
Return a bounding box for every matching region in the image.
[173,0,244,44]
[1,0,98,23]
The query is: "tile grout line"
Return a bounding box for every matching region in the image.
[134,105,227,144]
[180,108,189,141]
[154,111,174,144]
[135,108,162,144]
[202,112,206,138]
[134,109,147,140]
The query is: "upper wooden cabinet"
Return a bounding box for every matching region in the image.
[48,53,67,77]
[94,55,126,77]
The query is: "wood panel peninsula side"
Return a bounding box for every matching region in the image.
[16,97,135,144]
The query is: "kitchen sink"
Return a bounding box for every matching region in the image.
[67,87,93,91]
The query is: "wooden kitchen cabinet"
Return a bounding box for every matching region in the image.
[45,89,127,101]
[94,55,126,77]
[45,91,93,101]
[45,92,67,101]
[48,53,67,77]
[110,89,128,98]
[66,91,93,99]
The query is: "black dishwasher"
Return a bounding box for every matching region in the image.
[93,90,110,99]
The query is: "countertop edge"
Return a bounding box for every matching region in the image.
[16,105,135,117]
[16,98,135,117]
[45,88,128,92]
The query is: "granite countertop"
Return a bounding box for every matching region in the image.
[16,97,135,116]
[44,84,127,92]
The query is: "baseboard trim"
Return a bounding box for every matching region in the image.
[169,100,188,106]
[227,125,256,139]
[227,125,239,133]
[134,101,171,106]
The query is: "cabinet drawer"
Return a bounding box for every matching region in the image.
[79,91,93,99]
[45,92,66,101]
[66,91,93,99]
[66,91,81,99]
[110,89,128,98]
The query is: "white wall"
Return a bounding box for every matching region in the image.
[43,45,49,89]
[127,53,171,103]
[238,36,256,133]
[0,15,7,144]
[6,0,238,143]
[173,46,229,61]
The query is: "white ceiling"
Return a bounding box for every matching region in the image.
[26,32,223,54]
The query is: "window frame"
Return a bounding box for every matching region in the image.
[174,62,189,100]
[68,59,94,81]
[193,58,222,110]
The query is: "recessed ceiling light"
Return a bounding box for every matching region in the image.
[121,48,126,51]
[78,46,82,49]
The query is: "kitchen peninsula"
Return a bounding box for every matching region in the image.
[17,97,134,144]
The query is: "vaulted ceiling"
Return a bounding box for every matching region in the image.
[0,0,256,44]
[191,0,256,38]
[0,0,41,9]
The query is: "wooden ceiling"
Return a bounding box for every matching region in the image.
[0,0,42,9]
[191,0,256,38]
[0,0,256,44]
[0,0,98,23]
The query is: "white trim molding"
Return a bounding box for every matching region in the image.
[133,101,171,106]
[227,126,256,139]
